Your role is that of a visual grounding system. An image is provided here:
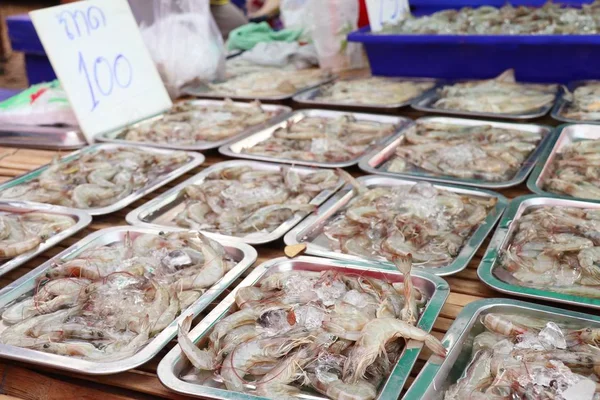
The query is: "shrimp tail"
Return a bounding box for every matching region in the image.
[425,334,447,357]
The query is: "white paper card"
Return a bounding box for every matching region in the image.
[366,0,410,32]
[30,0,172,141]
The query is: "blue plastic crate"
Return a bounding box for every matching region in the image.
[409,0,593,14]
[6,14,56,85]
[348,1,600,83]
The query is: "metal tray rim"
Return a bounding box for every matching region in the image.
[0,124,87,151]
[0,201,92,278]
[551,80,600,124]
[126,160,344,245]
[403,297,600,400]
[358,115,555,189]
[477,194,600,310]
[526,123,600,203]
[0,226,257,375]
[0,143,205,216]
[94,100,293,151]
[219,109,414,169]
[182,76,335,102]
[411,81,559,120]
[291,76,440,110]
[283,174,508,276]
[157,255,450,400]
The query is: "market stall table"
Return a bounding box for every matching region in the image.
[0,144,529,400]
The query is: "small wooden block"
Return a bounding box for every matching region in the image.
[284,243,306,258]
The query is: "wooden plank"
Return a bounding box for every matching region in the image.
[0,364,139,400]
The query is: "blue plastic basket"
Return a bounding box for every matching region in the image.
[6,14,56,85]
[349,1,600,83]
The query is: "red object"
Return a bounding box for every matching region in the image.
[29,87,48,104]
[358,0,370,28]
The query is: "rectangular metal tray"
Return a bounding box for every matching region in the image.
[0,124,87,150]
[0,226,257,375]
[292,76,439,112]
[527,123,600,202]
[126,160,343,245]
[359,116,554,189]
[157,255,450,400]
[478,194,600,310]
[403,298,600,400]
[0,201,91,278]
[551,80,600,124]
[94,100,292,151]
[0,143,205,216]
[219,109,413,168]
[182,75,334,102]
[284,175,508,276]
[412,81,558,120]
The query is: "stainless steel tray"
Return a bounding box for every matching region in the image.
[157,256,450,400]
[0,124,87,150]
[284,175,508,276]
[292,76,439,112]
[0,201,91,278]
[0,226,257,375]
[219,109,413,168]
[359,116,554,189]
[182,75,334,102]
[94,100,292,151]
[0,143,205,216]
[126,160,343,245]
[527,123,600,202]
[403,298,600,400]
[551,80,600,124]
[478,194,600,310]
[412,81,558,120]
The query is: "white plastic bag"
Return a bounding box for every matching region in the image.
[130,0,226,99]
[306,0,367,72]
[280,0,311,40]
[0,81,78,126]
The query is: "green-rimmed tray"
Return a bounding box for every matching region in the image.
[478,194,600,309]
[157,255,449,400]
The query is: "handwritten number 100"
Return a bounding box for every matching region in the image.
[78,51,132,111]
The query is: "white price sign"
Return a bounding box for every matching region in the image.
[30,0,172,141]
[366,0,410,32]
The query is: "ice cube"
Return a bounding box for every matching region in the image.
[539,322,567,350]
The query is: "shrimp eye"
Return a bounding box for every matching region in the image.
[43,344,50,349]
[98,332,104,338]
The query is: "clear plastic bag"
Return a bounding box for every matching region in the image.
[280,0,311,40]
[306,0,367,72]
[129,0,226,99]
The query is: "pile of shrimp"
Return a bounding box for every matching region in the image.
[561,82,600,121]
[432,70,557,115]
[445,313,600,400]
[175,165,339,237]
[314,77,434,106]
[543,139,600,201]
[207,69,329,97]
[240,115,398,163]
[499,206,600,298]
[0,231,235,362]
[177,255,446,400]
[119,100,280,146]
[0,212,75,259]
[0,147,190,209]
[322,176,496,268]
[385,120,543,182]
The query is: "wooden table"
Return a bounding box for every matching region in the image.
[0,110,553,399]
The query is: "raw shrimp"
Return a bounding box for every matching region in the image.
[344,318,446,382]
